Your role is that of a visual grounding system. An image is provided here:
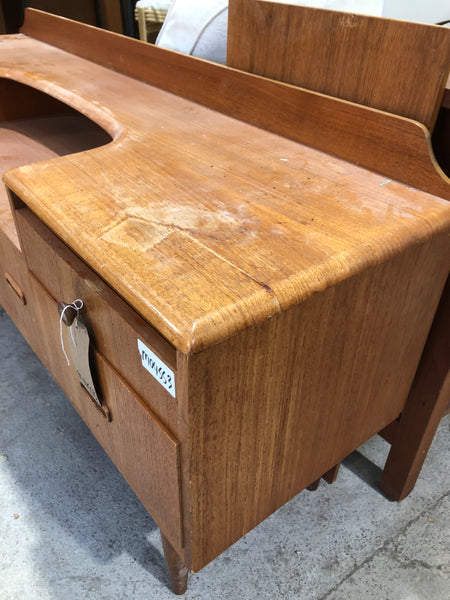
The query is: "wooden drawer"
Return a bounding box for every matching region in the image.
[0,232,29,326]
[0,230,44,353]
[27,270,184,553]
[0,223,183,552]
[14,207,179,430]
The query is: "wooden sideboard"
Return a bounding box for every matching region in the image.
[0,8,449,595]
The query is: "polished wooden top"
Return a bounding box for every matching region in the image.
[1,32,450,353]
[15,9,450,199]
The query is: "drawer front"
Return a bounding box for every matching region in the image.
[0,231,42,350]
[0,232,29,323]
[27,272,183,553]
[14,207,179,430]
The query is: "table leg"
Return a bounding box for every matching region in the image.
[160,532,189,595]
[322,464,340,485]
[307,478,321,491]
[380,277,450,501]
[307,462,341,491]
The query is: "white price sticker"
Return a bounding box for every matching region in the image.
[137,339,176,398]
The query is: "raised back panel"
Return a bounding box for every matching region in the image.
[227,0,450,130]
[15,9,450,199]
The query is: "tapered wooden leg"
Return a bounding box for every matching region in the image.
[161,532,188,595]
[380,278,450,501]
[307,462,341,491]
[322,463,340,485]
[381,371,449,500]
[307,478,321,491]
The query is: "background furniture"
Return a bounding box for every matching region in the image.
[0,5,5,34]
[135,1,170,43]
[25,0,98,25]
[0,0,128,34]
[154,0,228,64]
[0,0,23,33]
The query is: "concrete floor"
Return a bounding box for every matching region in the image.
[0,305,449,600]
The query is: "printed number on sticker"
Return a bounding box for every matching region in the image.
[137,340,176,398]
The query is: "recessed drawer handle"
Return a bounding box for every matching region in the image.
[5,273,26,305]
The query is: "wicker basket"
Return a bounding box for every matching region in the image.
[135,5,170,42]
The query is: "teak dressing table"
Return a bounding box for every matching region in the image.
[0,6,449,594]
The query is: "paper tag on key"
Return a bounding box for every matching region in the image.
[67,317,102,407]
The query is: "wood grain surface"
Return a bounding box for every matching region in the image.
[186,231,449,570]
[161,533,189,595]
[0,109,110,248]
[227,0,450,131]
[0,216,187,560]
[0,220,184,554]
[2,14,450,582]
[27,272,184,553]
[381,277,450,501]
[0,77,110,248]
[0,78,70,121]
[0,228,38,337]
[2,29,450,353]
[17,10,450,200]
[14,207,180,430]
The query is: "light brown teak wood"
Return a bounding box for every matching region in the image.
[185,236,448,569]
[2,19,450,354]
[227,0,450,132]
[380,277,450,501]
[14,206,178,428]
[0,8,450,595]
[226,0,450,507]
[17,8,450,201]
[0,85,111,248]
